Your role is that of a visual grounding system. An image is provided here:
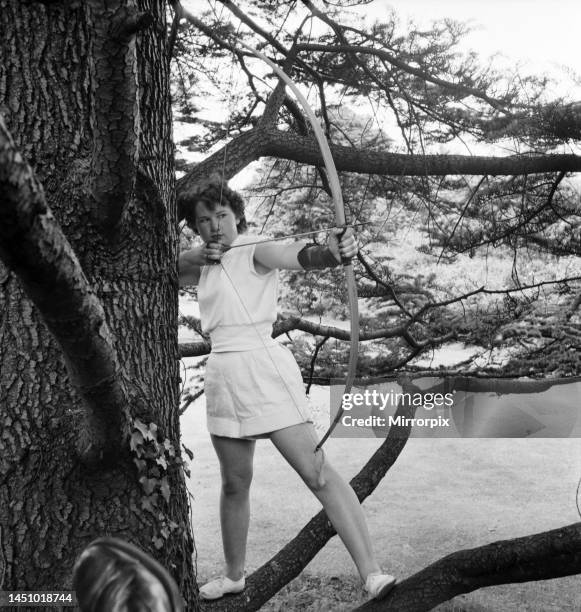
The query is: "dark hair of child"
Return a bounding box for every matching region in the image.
[73,538,182,612]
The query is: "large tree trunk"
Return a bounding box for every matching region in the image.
[0,1,195,606]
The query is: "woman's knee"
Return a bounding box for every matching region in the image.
[299,460,329,493]
[221,468,253,496]
[212,436,255,496]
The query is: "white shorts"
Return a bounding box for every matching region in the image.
[204,343,312,438]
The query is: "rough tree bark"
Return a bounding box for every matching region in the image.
[0,1,195,607]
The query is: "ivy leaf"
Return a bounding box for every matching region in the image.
[164,439,176,457]
[156,455,168,470]
[133,458,147,472]
[133,418,154,441]
[160,477,171,503]
[182,444,194,461]
[130,430,144,454]
[141,496,156,513]
[153,536,164,549]
[148,422,159,439]
[139,476,157,495]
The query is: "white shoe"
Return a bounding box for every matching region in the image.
[365,572,396,600]
[199,575,246,600]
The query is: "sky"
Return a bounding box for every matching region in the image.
[375,0,580,94]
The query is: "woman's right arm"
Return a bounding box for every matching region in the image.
[179,242,225,286]
[178,248,204,286]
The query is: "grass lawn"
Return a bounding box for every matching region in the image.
[181,393,581,611]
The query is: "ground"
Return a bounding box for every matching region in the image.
[181,389,581,611]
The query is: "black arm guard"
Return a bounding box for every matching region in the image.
[297,243,340,270]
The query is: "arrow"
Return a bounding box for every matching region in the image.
[219,221,371,250]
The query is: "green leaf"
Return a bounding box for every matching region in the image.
[133,418,153,441]
[141,496,156,513]
[139,476,157,495]
[160,477,171,503]
[156,455,168,470]
[133,458,147,472]
[148,422,159,439]
[130,430,144,453]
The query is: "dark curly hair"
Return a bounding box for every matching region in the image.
[73,538,182,612]
[180,176,247,235]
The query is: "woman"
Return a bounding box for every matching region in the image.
[179,181,395,601]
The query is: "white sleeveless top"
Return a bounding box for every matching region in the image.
[198,235,279,352]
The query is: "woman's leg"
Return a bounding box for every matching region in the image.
[269,424,381,581]
[210,434,256,580]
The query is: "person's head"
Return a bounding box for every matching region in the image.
[73,538,182,612]
[181,179,247,246]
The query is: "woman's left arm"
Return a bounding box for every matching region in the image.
[253,228,358,272]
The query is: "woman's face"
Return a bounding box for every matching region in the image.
[194,200,240,246]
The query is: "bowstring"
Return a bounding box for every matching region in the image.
[216,27,325,480]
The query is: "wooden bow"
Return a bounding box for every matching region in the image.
[238,42,359,451]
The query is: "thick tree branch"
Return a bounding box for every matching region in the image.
[176,129,265,216]
[356,522,581,611]
[87,0,144,231]
[179,340,211,357]
[175,124,581,223]
[262,129,581,176]
[259,48,300,129]
[177,313,450,358]
[376,373,581,396]
[0,116,129,464]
